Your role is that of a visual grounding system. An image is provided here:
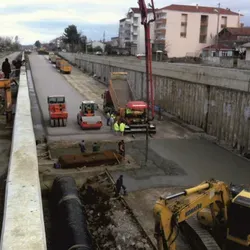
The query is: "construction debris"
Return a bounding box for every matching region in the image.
[80,172,155,250]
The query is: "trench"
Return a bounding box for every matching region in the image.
[39,138,187,250]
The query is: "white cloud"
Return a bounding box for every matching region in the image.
[0,7,122,44]
[0,0,130,6]
[3,9,121,24]
[1,22,60,44]
[0,0,249,44]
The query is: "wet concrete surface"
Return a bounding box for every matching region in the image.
[111,138,250,191]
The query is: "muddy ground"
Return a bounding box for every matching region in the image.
[49,140,186,178]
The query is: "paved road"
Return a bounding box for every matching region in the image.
[28,53,111,138]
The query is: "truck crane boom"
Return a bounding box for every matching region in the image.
[138,0,155,120]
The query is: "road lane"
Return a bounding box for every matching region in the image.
[29,53,110,137]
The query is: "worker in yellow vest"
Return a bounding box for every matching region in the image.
[114,120,119,135]
[119,121,125,136]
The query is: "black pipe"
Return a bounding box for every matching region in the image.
[50,176,93,250]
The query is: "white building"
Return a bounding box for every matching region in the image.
[118,8,155,55]
[154,4,242,57]
[111,37,119,47]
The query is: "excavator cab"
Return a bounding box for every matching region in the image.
[226,189,250,249]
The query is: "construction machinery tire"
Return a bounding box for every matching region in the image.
[62,119,67,127]
[50,119,54,127]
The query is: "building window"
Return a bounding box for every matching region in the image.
[221,16,227,29]
[222,51,228,57]
[180,14,188,38]
[199,15,208,43]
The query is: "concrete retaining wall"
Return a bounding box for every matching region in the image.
[202,57,234,68]
[0,53,46,249]
[60,52,250,154]
[237,59,250,70]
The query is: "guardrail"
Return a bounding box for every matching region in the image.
[0,52,47,250]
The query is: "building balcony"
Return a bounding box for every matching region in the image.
[155,37,165,42]
[125,19,131,23]
[155,29,166,35]
[156,25,166,30]
[181,21,187,26]
[156,13,167,19]
[156,18,167,23]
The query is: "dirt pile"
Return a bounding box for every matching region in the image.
[80,174,153,250]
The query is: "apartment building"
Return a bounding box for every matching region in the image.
[118,8,155,55]
[154,4,241,57]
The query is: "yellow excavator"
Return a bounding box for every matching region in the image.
[154,179,250,250]
[0,78,18,125]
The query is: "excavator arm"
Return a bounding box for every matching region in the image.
[154,180,231,250]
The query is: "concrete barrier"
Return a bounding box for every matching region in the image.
[0,53,47,249]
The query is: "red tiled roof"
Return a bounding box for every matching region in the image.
[224,27,250,36]
[160,4,239,16]
[202,44,232,50]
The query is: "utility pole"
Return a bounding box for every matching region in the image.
[216,3,220,56]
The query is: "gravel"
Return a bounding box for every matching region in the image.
[80,175,154,250]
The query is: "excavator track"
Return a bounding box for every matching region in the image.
[180,216,221,250]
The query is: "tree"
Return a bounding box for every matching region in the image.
[78,34,87,52]
[63,25,81,52]
[105,43,112,55]
[35,40,41,48]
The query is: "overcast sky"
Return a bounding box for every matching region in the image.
[1,0,249,45]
